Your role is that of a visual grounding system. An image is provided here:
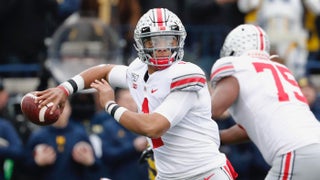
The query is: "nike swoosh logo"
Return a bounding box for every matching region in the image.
[204,173,215,180]
[151,89,158,93]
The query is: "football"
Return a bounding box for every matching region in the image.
[20,92,61,126]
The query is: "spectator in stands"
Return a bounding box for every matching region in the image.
[0,0,58,65]
[70,90,148,180]
[0,81,24,180]
[100,88,149,180]
[55,0,81,26]
[23,100,103,180]
[36,0,82,90]
[117,0,142,64]
[84,0,142,65]
[44,0,123,86]
[184,0,244,76]
[316,15,320,61]
[185,0,243,28]
[305,12,320,75]
[138,0,183,18]
[37,0,99,90]
[0,79,10,119]
[237,0,320,78]
[298,77,320,120]
[70,92,113,179]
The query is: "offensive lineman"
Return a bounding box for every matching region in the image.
[210,24,320,179]
[35,8,237,180]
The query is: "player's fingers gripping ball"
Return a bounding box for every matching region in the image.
[20,92,61,126]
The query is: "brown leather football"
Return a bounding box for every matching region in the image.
[20,92,61,126]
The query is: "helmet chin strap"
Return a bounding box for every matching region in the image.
[148,51,177,70]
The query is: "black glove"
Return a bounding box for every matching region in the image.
[139,146,153,164]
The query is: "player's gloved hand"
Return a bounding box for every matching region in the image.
[139,146,153,164]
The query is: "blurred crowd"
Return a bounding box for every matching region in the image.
[1,79,149,180]
[0,0,319,180]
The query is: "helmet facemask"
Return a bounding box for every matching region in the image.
[139,34,180,70]
[134,8,186,70]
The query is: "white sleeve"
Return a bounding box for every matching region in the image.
[154,91,197,127]
[108,65,129,88]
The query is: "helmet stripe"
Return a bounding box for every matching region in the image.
[155,8,166,30]
[255,26,265,51]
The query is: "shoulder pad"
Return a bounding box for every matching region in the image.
[210,57,236,88]
[169,62,207,92]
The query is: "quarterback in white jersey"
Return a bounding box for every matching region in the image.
[36,8,237,180]
[210,24,320,180]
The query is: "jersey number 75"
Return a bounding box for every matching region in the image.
[253,62,307,103]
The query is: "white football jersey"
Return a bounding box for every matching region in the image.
[114,58,226,179]
[210,52,320,165]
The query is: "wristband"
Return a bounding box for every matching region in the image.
[105,101,127,122]
[57,85,70,96]
[59,75,85,95]
[105,101,116,112]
